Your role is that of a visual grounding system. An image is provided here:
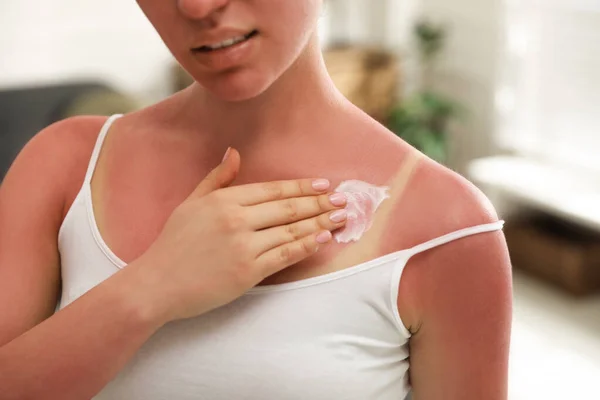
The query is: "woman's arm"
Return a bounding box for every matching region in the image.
[0,117,105,346]
[0,118,163,400]
[402,188,513,399]
[0,265,162,400]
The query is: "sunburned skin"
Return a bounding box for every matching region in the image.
[332,180,391,244]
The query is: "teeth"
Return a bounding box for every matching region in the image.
[206,35,247,50]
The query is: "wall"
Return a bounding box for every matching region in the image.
[323,0,417,48]
[0,1,174,102]
[497,0,600,172]
[418,0,504,173]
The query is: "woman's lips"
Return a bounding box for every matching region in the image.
[332,180,391,244]
[190,31,260,71]
[195,30,258,52]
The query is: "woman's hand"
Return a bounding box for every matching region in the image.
[129,148,348,325]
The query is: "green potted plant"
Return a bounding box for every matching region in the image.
[387,19,464,163]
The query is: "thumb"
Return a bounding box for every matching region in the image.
[192,147,240,198]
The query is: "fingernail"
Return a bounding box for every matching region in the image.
[312,179,330,191]
[222,147,231,163]
[329,193,347,207]
[329,210,347,223]
[316,231,333,244]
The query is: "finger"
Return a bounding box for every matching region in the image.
[190,147,240,199]
[251,209,348,254]
[255,230,334,278]
[219,178,332,206]
[245,192,347,230]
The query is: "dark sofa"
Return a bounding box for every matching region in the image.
[0,82,137,182]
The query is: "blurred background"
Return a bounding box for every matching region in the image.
[1,0,600,398]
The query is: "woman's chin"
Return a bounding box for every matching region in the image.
[198,70,274,103]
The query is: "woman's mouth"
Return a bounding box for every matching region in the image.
[194,30,259,53]
[190,29,261,71]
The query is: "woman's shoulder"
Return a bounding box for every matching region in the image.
[10,115,109,175]
[409,155,506,254]
[9,115,111,218]
[393,154,511,331]
[22,115,109,170]
[407,156,499,241]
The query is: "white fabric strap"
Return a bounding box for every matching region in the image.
[83,114,122,184]
[408,220,506,257]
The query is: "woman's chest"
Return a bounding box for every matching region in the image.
[91,173,409,290]
[90,130,415,284]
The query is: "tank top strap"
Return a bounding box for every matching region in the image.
[83,114,123,185]
[407,220,506,257]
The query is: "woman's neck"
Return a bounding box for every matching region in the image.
[178,34,349,152]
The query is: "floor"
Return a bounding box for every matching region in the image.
[509,270,600,399]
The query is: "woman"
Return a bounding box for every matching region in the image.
[0,1,512,399]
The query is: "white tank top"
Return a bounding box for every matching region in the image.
[57,115,505,400]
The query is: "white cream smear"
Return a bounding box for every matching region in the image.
[332,180,391,244]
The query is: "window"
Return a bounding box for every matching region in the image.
[496,0,600,173]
